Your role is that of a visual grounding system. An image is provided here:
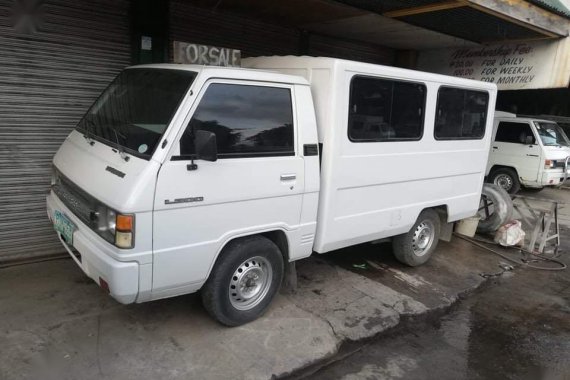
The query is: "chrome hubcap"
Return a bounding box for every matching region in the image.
[412,220,435,256]
[494,174,513,191]
[229,256,272,311]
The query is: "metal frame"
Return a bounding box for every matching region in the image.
[510,194,560,254]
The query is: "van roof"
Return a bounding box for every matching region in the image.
[494,114,558,124]
[126,63,310,85]
[243,55,498,91]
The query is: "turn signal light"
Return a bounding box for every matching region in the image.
[116,214,133,231]
[115,214,134,249]
[545,159,554,169]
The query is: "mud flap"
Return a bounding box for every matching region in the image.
[440,222,454,242]
[282,261,298,293]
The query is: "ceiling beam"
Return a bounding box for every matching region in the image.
[383,1,468,18]
[467,0,569,38]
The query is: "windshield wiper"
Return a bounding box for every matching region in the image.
[82,118,96,146]
[112,128,130,162]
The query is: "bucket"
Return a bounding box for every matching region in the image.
[455,215,480,237]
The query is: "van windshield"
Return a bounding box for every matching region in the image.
[76,68,196,159]
[535,122,569,147]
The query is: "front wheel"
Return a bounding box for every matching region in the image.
[201,235,284,326]
[392,209,441,267]
[489,168,520,194]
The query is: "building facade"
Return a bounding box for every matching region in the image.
[1,0,569,263]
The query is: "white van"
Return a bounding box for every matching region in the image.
[47,57,496,325]
[486,111,570,193]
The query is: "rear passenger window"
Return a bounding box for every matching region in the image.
[495,122,536,144]
[179,83,294,158]
[434,87,489,140]
[348,76,426,142]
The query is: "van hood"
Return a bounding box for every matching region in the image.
[543,145,570,161]
[53,130,160,212]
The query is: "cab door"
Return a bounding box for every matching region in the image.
[492,121,541,183]
[151,80,304,296]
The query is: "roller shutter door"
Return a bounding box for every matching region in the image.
[169,1,301,58]
[308,34,394,65]
[0,0,130,263]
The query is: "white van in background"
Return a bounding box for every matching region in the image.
[47,56,497,326]
[486,111,570,193]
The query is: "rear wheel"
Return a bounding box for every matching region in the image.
[489,168,520,194]
[393,209,441,267]
[201,236,284,326]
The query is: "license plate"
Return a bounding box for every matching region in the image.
[54,210,76,246]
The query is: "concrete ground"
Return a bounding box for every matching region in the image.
[306,254,570,380]
[304,187,570,380]
[1,188,567,380]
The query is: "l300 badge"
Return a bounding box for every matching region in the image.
[165,197,204,205]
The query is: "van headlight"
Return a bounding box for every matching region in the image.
[92,205,134,249]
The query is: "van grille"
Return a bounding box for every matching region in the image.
[52,171,98,227]
[555,159,569,168]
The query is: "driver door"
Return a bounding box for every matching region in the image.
[151,79,304,296]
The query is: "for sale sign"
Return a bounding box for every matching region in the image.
[173,41,241,67]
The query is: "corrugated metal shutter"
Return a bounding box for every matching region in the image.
[169,1,301,58]
[0,0,131,263]
[308,34,394,65]
[169,1,393,65]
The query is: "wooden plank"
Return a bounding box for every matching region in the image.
[467,0,568,37]
[383,1,468,18]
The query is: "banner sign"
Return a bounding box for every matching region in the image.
[173,41,241,67]
[418,40,570,90]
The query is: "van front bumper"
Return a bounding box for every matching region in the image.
[540,169,568,187]
[46,191,139,304]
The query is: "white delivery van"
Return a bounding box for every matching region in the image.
[486,111,570,193]
[47,57,497,325]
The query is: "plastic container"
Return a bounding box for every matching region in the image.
[455,216,480,237]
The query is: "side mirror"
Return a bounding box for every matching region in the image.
[525,136,534,145]
[194,130,217,162]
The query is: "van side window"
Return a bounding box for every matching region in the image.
[434,87,489,140]
[179,83,294,158]
[495,122,536,144]
[348,76,426,142]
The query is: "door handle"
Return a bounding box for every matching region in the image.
[492,146,498,149]
[526,154,539,157]
[280,174,296,181]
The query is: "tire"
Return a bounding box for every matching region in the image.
[201,235,284,327]
[489,167,521,194]
[477,183,513,234]
[393,209,441,267]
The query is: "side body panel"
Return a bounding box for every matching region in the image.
[315,67,496,252]
[244,57,497,254]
